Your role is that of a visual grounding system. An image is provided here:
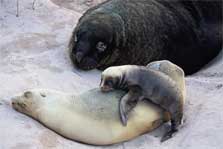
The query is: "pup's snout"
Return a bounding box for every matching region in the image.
[75,52,84,63]
[100,85,113,92]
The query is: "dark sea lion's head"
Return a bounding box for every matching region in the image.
[69,12,125,70]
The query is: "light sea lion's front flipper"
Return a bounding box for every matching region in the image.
[11,88,169,145]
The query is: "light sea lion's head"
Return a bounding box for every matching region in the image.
[11,90,43,117]
[11,89,66,118]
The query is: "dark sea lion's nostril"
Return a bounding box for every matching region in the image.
[76,52,84,63]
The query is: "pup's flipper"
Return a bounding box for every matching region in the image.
[161,128,178,142]
[119,87,142,126]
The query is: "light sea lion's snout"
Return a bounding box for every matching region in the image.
[11,97,20,110]
[11,91,40,117]
[11,95,29,114]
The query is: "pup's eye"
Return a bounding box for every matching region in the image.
[106,80,113,86]
[40,93,46,98]
[96,42,107,52]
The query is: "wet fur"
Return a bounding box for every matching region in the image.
[69,0,222,75]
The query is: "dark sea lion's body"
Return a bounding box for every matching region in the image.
[69,0,222,75]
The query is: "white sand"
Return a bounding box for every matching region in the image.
[0,0,222,148]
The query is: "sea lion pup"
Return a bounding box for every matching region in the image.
[11,89,169,145]
[69,0,222,75]
[100,65,184,142]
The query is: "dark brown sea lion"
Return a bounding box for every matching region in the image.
[69,0,222,75]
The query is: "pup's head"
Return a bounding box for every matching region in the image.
[69,12,125,70]
[100,66,126,92]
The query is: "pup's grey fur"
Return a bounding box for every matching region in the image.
[100,65,184,141]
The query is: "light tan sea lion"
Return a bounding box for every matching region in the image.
[11,88,169,145]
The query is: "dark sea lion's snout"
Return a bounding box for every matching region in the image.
[75,52,84,63]
[73,40,90,63]
[75,56,99,70]
[72,41,100,70]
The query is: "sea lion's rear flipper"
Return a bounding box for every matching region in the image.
[161,128,178,142]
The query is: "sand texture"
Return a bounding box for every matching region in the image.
[0,0,222,148]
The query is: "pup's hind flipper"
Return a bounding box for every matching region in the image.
[161,128,178,142]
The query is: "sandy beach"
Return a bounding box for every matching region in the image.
[0,0,222,148]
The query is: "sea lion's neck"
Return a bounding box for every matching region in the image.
[118,73,128,90]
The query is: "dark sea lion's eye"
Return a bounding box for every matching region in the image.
[96,41,107,52]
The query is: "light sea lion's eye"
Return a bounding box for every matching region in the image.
[40,93,46,98]
[24,91,32,98]
[96,41,107,52]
